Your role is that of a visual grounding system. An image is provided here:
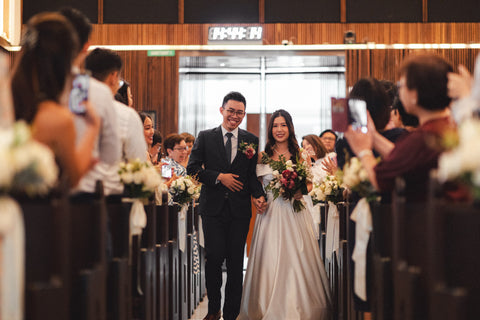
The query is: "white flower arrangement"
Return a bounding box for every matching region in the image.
[341,156,377,202]
[309,174,343,205]
[0,121,58,196]
[168,175,201,207]
[118,158,162,199]
[438,118,480,198]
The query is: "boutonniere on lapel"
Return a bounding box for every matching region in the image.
[239,141,257,159]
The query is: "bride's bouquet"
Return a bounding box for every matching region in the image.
[168,175,201,207]
[118,158,162,199]
[341,156,378,202]
[0,121,58,196]
[309,174,344,205]
[262,153,310,212]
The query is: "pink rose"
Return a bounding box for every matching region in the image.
[246,148,254,159]
[280,178,288,186]
[291,171,298,179]
[288,180,295,189]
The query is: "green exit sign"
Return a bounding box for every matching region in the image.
[147,50,175,57]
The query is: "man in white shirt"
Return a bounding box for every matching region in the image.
[60,8,124,195]
[85,48,147,161]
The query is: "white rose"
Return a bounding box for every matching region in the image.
[272,170,279,176]
[122,172,134,184]
[285,160,293,167]
[178,182,185,191]
[187,187,195,195]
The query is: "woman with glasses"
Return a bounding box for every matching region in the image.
[161,133,188,177]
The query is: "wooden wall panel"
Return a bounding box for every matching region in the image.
[345,48,480,93]
[115,51,179,138]
[90,23,480,46]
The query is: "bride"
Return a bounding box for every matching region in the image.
[237,109,332,320]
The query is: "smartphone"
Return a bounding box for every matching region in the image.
[331,97,368,133]
[348,99,368,133]
[161,164,172,178]
[69,74,89,115]
[331,97,349,132]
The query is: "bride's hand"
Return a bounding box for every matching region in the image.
[253,196,267,214]
[293,189,303,200]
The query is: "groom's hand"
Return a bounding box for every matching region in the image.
[217,173,244,192]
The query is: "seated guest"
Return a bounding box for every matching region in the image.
[11,12,100,187]
[345,54,455,202]
[301,134,328,184]
[115,79,133,107]
[139,112,155,163]
[149,130,162,165]
[161,133,188,177]
[85,48,147,165]
[336,78,407,170]
[180,132,195,167]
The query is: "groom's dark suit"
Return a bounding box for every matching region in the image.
[187,125,264,320]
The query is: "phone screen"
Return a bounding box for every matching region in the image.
[161,164,172,178]
[69,74,89,115]
[348,99,368,133]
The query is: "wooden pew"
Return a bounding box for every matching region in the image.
[18,193,70,320]
[426,178,480,320]
[168,205,180,320]
[156,200,170,320]
[68,182,108,320]
[105,196,132,320]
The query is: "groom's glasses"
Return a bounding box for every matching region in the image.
[224,108,246,117]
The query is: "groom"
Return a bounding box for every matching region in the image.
[187,91,266,320]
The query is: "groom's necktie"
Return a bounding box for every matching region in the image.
[225,132,233,164]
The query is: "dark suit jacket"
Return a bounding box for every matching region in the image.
[187,126,264,218]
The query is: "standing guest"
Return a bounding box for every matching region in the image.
[187,92,266,320]
[85,48,147,166]
[345,54,455,202]
[115,79,133,107]
[335,78,406,170]
[11,12,100,187]
[139,112,155,163]
[161,133,188,177]
[59,7,122,194]
[149,130,162,165]
[388,96,419,131]
[180,132,195,167]
[319,129,337,153]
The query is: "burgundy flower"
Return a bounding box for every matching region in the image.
[282,170,291,179]
[245,148,254,159]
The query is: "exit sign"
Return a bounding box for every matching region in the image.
[147,50,175,57]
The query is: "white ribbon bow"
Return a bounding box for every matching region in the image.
[178,205,188,252]
[128,199,147,237]
[325,201,339,262]
[350,197,372,301]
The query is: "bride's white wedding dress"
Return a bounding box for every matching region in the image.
[237,164,332,320]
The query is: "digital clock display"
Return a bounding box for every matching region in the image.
[208,26,263,42]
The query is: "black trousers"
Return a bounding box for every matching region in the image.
[201,204,251,320]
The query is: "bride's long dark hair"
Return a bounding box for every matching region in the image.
[265,109,300,162]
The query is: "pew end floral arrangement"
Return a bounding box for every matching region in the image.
[168,175,201,208]
[0,121,58,196]
[341,156,378,202]
[309,174,344,205]
[118,158,162,199]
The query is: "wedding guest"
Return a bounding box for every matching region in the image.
[345,54,455,202]
[85,48,147,166]
[180,131,195,167]
[149,130,162,165]
[336,78,406,170]
[139,112,155,163]
[11,12,100,187]
[388,96,419,131]
[161,133,188,177]
[115,79,133,107]
[60,7,122,194]
[301,134,328,184]
[319,129,337,153]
